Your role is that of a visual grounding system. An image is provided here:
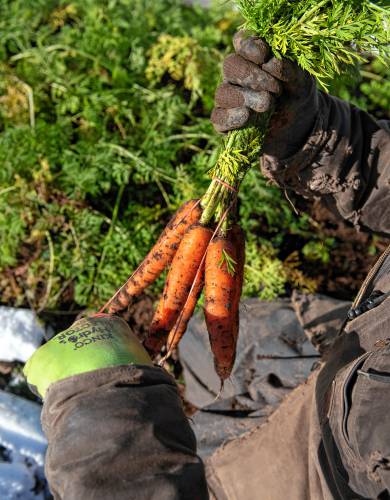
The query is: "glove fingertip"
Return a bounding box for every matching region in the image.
[215,82,245,109]
[211,107,250,133]
[262,57,296,83]
[233,30,269,65]
[210,107,228,133]
[243,89,274,113]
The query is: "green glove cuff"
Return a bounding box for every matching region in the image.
[24,313,152,398]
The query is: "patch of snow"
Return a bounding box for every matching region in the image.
[0,463,38,500]
[0,307,46,362]
[0,391,48,499]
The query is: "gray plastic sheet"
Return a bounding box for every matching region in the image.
[180,295,350,457]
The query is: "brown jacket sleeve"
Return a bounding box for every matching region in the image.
[261,93,390,236]
[41,365,208,500]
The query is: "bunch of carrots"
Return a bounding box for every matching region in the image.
[102,198,245,382]
[99,0,388,383]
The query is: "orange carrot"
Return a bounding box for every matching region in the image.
[204,232,238,380]
[165,265,204,356]
[107,199,202,313]
[145,224,212,354]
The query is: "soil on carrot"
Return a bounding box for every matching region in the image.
[119,199,388,327]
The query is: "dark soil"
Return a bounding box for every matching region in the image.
[115,295,155,342]
[304,199,389,301]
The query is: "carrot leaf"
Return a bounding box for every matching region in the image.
[218,249,237,276]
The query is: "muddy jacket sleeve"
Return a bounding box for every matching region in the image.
[41,365,208,500]
[261,93,390,236]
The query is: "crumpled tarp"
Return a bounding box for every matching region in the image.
[179,294,350,457]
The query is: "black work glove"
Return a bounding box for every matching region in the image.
[211,30,319,160]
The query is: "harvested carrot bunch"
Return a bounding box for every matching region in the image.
[101,195,245,383]
[100,0,387,383]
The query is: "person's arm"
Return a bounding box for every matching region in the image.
[42,365,207,500]
[261,94,390,236]
[211,31,390,236]
[25,315,208,500]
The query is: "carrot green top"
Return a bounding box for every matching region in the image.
[236,0,389,88]
[200,0,389,229]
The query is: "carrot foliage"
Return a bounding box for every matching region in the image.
[238,0,389,87]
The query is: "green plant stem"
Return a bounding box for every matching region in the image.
[200,113,270,228]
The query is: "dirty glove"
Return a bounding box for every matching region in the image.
[211,30,318,159]
[24,313,152,398]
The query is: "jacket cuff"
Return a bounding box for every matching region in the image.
[42,364,174,431]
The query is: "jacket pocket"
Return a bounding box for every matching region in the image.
[341,353,372,446]
[339,347,390,457]
[328,351,371,457]
[327,347,390,496]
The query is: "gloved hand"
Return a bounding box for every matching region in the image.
[24,313,152,398]
[211,30,319,159]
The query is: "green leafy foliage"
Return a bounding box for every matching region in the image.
[219,249,237,276]
[146,34,222,111]
[0,0,236,309]
[329,57,390,119]
[237,0,389,87]
[302,240,335,265]
[0,0,388,311]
